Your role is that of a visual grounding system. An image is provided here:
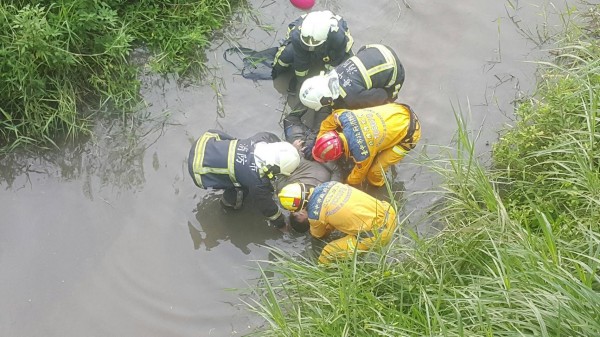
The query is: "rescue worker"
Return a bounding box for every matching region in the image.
[188,129,301,229]
[272,10,354,92]
[281,109,349,186]
[310,102,421,187]
[278,181,397,264]
[299,44,405,111]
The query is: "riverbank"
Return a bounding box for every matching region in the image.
[0,0,237,152]
[247,4,599,336]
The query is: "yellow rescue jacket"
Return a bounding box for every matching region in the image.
[317,103,417,185]
[306,181,394,239]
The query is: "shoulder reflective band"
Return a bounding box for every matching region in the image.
[344,32,354,53]
[227,140,241,187]
[274,46,290,67]
[364,44,398,88]
[192,133,241,188]
[192,132,220,188]
[348,55,371,89]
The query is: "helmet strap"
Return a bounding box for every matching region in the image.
[262,165,280,180]
[320,97,334,107]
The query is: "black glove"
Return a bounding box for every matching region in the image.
[270,214,286,229]
[302,139,316,160]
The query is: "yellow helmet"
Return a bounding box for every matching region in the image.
[278,183,309,212]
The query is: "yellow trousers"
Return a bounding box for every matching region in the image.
[318,208,397,264]
[365,125,422,187]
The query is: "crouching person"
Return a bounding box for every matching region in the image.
[310,102,421,188]
[188,129,300,229]
[278,181,397,264]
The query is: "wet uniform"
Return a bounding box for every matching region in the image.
[334,44,405,109]
[188,130,283,223]
[274,158,339,194]
[317,103,421,186]
[305,181,397,264]
[272,13,354,85]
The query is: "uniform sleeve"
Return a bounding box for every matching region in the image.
[291,38,311,79]
[250,181,282,220]
[346,155,374,186]
[309,218,334,239]
[327,28,351,66]
[342,88,389,109]
[316,113,341,137]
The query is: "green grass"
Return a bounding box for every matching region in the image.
[245,4,600,336]
[0,0,239,152]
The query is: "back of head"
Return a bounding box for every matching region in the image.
[300,10,336,47]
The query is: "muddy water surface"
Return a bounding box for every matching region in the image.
[0,0,580,336]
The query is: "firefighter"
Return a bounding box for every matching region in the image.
[278,181,397,264]
[309,102,421,187]
[188,129,301,229]
[299,44,405,112]
[272,10,354,93]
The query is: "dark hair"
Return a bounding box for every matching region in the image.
[289,213,310,233]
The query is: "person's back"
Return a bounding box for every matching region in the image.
[335,44,405,109]
[306,181,392,237]
[313,103,421,187]
[299,44,405,111]
[188,130,301,228]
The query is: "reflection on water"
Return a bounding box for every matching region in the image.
[190,193,284,254]
[0,111,170,195]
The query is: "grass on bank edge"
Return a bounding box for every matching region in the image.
[0,0,242,153]
[243,5,600,337]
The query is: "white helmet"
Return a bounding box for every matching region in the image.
[300,10,337,48]
[254,141,301,178]
[299,70,340,111]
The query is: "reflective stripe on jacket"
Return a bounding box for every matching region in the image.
[335,44,405,109]
[317,103,419,184]
[286,14,353,78]
[188,130,282,219]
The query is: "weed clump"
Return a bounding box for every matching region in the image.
[0,0,236,152]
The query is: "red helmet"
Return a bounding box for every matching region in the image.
[312,131,343,163]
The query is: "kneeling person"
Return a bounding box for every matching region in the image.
[188,130,300,228]
[299,44,405,111]
[311,102,421,187]
[278,181,397,264]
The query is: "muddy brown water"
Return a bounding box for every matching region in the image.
[0,0,584,336]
